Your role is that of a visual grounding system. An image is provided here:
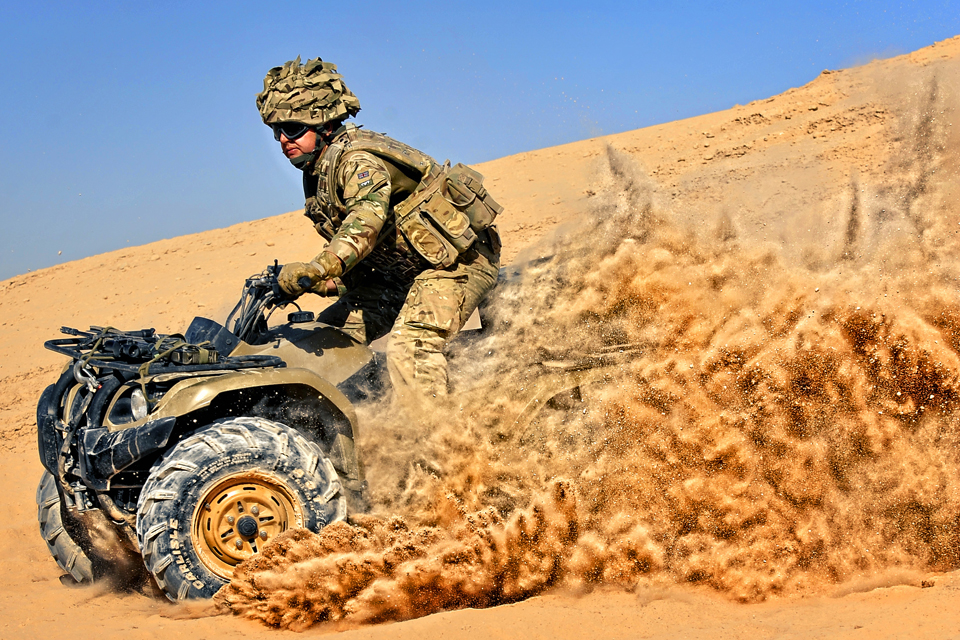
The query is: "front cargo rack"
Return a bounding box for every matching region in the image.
[46,326,284,375]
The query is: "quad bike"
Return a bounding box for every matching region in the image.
[35,260,636,601]
[35,263,375,601]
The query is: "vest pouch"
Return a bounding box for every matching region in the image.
[444,163,504,232]
[396,209,459,268]
[420,191,478,253]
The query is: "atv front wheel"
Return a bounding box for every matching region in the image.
[136,417,345,601]
[36,471,95,584]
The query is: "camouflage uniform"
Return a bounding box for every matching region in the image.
[302,125,501,406]
[256,57,501,408]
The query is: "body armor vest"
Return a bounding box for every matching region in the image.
[303,125,439,282]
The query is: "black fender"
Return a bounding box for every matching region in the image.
[37,368,74,475]
[79,417,177,491]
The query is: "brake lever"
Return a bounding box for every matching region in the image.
[263,260,285,301]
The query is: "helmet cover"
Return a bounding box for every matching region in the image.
[256,56,361,126]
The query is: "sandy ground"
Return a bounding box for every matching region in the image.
[3,36,960,638]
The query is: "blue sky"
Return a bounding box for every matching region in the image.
[1,0,958,281]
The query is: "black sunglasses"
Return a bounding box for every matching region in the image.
[272,122,312,141]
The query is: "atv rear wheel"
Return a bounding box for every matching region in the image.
[136,417,345,601]
[36,471,95,584]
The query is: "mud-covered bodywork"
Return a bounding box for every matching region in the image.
[38,315,373,498]
[34,265,383,596]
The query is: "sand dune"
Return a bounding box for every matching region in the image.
[2,36,960,639]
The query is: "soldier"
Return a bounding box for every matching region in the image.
[256,57,502,410]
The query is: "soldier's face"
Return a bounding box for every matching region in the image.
[279,129,318,160]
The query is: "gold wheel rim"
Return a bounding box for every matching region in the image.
[191,471,304,580]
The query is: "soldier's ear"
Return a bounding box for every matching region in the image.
[319,119,345,143]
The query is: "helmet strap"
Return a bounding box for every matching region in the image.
[290,151,317,169]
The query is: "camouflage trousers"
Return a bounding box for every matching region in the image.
[316,241,499,411]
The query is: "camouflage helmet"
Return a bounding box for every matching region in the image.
[256,56,361,127]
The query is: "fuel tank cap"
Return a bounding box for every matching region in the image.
[287,310,315,324]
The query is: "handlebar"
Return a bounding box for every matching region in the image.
[224,261,290,343]
[225,261,322,343]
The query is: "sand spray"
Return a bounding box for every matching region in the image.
[214,84,960,628]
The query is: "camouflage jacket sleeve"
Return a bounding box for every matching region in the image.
[323,150,392,272]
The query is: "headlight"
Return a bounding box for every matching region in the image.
[130,389,149,421]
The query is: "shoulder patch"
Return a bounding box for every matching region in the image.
[357,171,369,179]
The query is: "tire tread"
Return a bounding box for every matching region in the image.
[36,471,95,584]
[136,416,345,601]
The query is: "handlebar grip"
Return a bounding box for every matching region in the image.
[298,276,313,290]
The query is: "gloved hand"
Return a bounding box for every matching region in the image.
[277,261,320,297]
[277,252,344,297]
